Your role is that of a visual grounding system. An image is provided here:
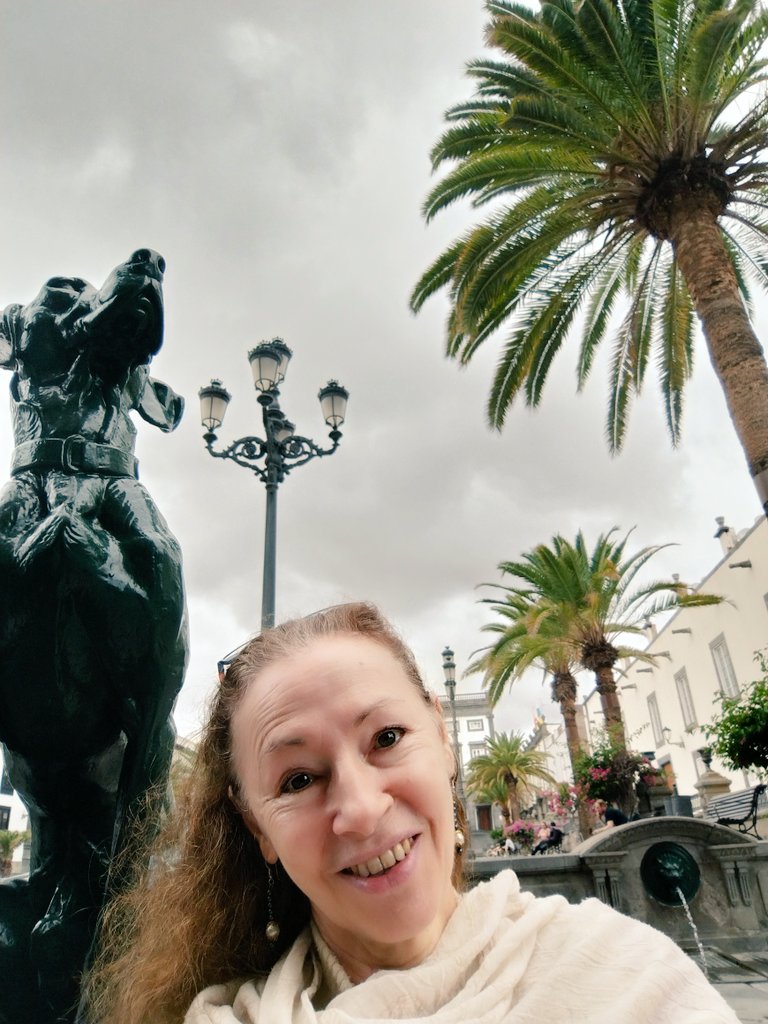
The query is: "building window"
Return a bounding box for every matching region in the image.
[674,668,697,729]
[0,766,12,796]
[469,742,487,759]
[467,718,485,732]
[647,692,664,748]
[710,634,739,697]
[0,806,9,830]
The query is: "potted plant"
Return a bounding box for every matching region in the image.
[574,734,663,817]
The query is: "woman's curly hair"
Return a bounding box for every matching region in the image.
[82,601,467,1024]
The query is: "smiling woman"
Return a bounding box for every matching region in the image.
[82,603,738,1024]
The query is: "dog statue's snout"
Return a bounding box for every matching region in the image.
[128,249,166,275]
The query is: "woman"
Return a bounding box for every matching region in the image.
[86,603,737,1023]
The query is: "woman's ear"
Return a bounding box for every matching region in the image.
[243,810,278,864]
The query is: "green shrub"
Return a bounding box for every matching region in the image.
[704,649,768,775]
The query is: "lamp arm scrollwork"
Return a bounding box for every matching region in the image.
[203,429,342,481]
[203,435,271,481]
[280,431,342,474]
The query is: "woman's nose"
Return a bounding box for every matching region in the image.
[329,760,393,837]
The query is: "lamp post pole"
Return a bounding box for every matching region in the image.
[199,338,349,630]
[442,645,465,804]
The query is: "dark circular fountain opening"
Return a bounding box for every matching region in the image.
[640,842,701,906]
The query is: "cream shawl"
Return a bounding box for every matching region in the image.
[185,870,738,1023]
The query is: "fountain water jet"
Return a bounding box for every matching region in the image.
[676,885,708,977]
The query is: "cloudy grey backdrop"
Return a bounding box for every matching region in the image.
[0,1,762,741]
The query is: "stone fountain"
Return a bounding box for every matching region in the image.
[470,817,768,955]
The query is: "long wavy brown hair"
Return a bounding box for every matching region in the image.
[82,602,468,1024]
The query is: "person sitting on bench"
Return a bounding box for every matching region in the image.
[531,821,563,855]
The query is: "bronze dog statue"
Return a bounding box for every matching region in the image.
[0,249,188,1023]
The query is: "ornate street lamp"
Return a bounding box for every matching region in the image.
[199,338,348,629]
[442,645,465,803]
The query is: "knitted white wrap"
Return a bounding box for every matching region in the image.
[185,869,737,1023]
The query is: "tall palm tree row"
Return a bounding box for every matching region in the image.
[465,731,556,820]
[411,0,768,513]
[468,593,584,769]
[473,529,721,751]
[467,594,593,835]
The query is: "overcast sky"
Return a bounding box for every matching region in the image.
[1,1,763,742]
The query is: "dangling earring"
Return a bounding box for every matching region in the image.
[454,797,466,854]
[265,862,280,942]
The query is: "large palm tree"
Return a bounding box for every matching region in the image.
[485,529,721,749]
[467,594,592,835]
[466,731,556,819]
[468,593,584,769]
[411,0,768,514]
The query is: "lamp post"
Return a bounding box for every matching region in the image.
[199,338,348,629]
[442,645,465,804]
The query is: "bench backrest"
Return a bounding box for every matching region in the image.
[704,784,766,820]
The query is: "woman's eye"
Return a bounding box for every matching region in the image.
[375,727,404,749]
[281,771,314,794]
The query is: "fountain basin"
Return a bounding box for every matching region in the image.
[469,818,768,956]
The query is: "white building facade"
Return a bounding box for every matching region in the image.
[438,692,497,836]
[587,515,768,803]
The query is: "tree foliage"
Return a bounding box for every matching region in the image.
[704,649,768,774]
[471,527,721,748]
[466,731,556,819]
[412,0,768,464]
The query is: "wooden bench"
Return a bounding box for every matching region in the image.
[703,784,767,839]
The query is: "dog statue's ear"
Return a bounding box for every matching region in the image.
[130,366,184,432]
[0,303,22,369]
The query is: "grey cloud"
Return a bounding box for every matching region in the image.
[0,0,762,754]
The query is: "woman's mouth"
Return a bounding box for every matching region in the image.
[343,836,415,878]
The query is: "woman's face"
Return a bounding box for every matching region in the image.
[230,633,458,978]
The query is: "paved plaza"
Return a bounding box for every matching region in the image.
[704,950,768,1023]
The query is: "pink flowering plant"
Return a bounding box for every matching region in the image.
[503,819,538,851]
[573,735,663,814]
[543,782,583,819]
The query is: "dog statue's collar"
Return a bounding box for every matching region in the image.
[11,435,138,478]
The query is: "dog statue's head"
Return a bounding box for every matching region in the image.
[2,249,166,388]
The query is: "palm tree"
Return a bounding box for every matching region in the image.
[467,776,515,827]
[484,529,721,750]
[467,594,593,835]
[466,731,556,819]
[411,0,768,514]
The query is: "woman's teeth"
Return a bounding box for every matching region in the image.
[346,837,413,877]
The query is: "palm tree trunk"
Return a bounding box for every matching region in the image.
[671,204,768,516]
[552,671,592,839]
[582,641,628,750]
[594,664,627,749]
[506,779,522,820]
